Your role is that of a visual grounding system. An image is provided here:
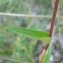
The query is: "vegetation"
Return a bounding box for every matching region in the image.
[0,0,63,63]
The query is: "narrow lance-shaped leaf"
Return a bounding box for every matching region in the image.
[5,26,51,44]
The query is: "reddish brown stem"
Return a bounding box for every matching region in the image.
[39,0,60,63]
[49,0,60,37]
[39,44,49,63]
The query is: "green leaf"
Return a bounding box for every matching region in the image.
[5,26,51,44]
[42,45,51,63]
[5,26,49,38]
[40,37,51,44]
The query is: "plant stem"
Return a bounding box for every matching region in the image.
[39,0,60,63]
[49,0,60,37]
[39,44,49,63]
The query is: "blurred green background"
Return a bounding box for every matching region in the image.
[0,0,63,63]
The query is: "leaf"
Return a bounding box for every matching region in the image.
[40,37,51,44]
[5,26,51,44]
[5,26,49,38]
[42,45,51,63]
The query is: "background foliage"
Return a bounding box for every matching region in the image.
[0,0,63,63]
